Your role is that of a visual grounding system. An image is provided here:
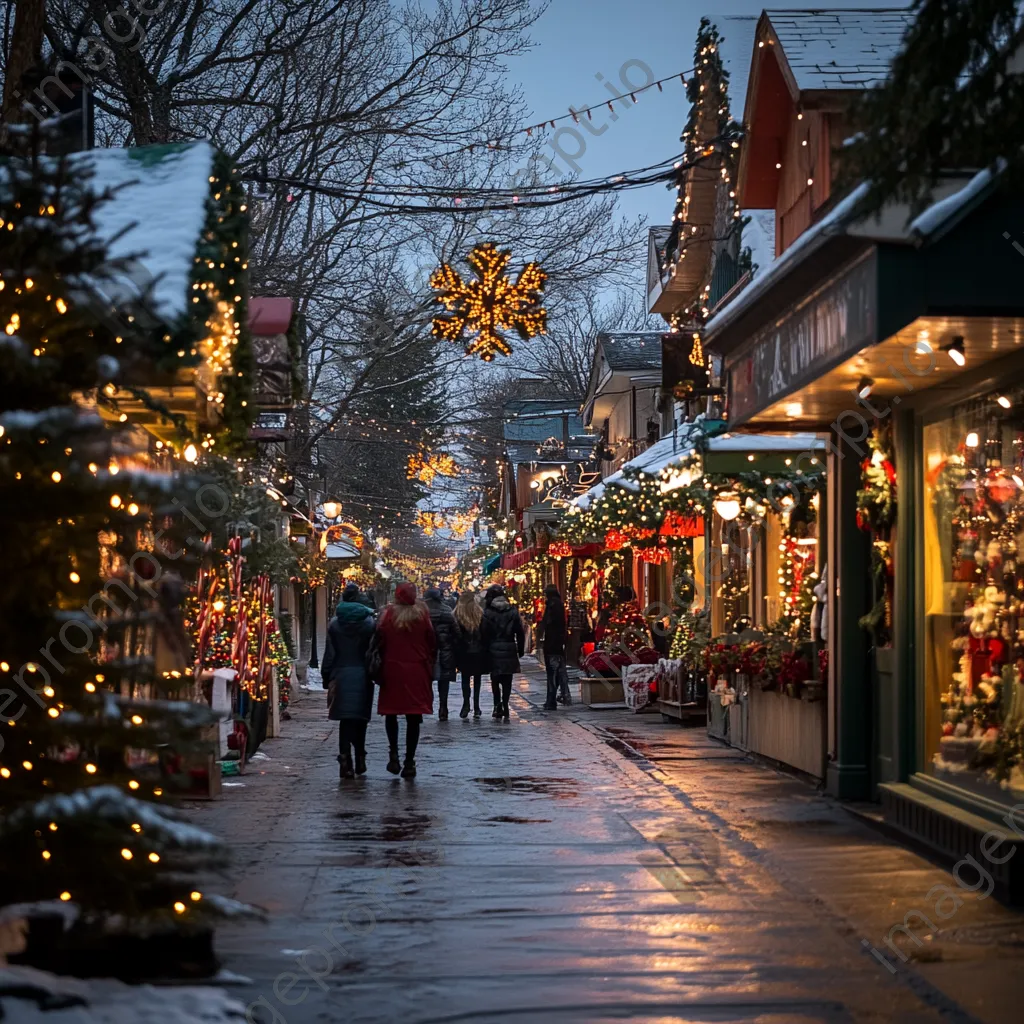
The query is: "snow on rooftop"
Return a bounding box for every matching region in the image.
[742,209,776,277]
[706,182,870,339]
[765,9,913,91]
[572,429,826,510]
[712,15,759,122]
[908,161,1005,239]
[70,142,217,323]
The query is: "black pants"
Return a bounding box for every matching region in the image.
[545,654,568,705]
[338,719,367,758]
[385,714,422,760]
[491,673,513,716]
[461,673,482,712]
[436,678,451,713]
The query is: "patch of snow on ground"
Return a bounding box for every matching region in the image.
[0,965,247,1022]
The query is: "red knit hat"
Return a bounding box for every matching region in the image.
[395,581,417,605]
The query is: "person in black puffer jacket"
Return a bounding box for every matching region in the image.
[321,583,376,778]
[480,584,524,721]
[423,587,457,719]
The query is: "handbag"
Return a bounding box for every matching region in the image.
[366,632,383,682]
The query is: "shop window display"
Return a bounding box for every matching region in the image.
[924,387,1024,799]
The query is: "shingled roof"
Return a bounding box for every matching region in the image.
[597,332,663,371]
[765,8,913,91]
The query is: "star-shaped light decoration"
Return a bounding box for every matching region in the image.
[429,243,547,362]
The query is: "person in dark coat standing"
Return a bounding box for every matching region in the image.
[423,586,457,720]
[452,590,486,718]
[375,582,435,778]
[321,583,376,779]
[540,584,569,710]
[480,584,524,721]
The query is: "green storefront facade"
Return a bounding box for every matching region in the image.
[705,174,1024,902]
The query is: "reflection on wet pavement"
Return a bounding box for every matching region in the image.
[191,668,1009,1024]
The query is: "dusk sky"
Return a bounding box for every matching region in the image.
[509,1,910,232]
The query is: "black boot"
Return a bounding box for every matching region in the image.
[355,749,367,775]
[386,747,401,774]
[438,706,449,721]
[459,701,470,719]
[338,751,355,779]
[401,758,417,779]
[543,674,558,710]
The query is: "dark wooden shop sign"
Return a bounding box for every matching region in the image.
[727,252,877,422]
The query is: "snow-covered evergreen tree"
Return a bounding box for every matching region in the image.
[0,124,226,928]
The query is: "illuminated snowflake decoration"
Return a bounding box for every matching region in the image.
[407,452,459,486]
[429,242,547,362]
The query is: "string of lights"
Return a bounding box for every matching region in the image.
[286,67,696,161]
[243,148,733,217]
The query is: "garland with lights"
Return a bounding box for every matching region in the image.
[562,455,824,552]
[664,17,746,334]
[0,133,230,929]
[856,428,897,643]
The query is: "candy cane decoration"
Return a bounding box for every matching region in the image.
[228,535,248,688]
[253,575,272,696]
[194,569,219,680]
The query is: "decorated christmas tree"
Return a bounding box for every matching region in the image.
[601,601,652,653]
[0,129,231,932]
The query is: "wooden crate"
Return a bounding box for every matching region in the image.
[580,675,624,705]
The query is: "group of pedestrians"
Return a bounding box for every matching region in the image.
[321,580,539,781]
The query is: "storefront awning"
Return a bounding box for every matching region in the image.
[705,168,1024,429]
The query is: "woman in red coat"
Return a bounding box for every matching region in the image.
[375,582,436,778]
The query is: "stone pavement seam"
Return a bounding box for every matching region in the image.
[585,721,989,1024]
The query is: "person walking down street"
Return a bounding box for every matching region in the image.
[540,585,569,710]
[375,582,436,778]
[452,591,486,718]
[423,586,457,720]
[481,584,524,722]
[321,583,376,780]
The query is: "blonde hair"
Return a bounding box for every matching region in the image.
[454,591,483,631]
[386,599,429,630]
